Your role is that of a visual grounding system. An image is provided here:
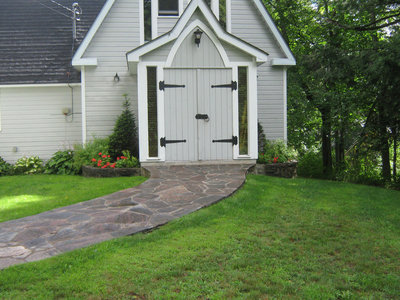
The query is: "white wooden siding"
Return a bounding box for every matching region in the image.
[172,29,224,67]
[231,0,286,140]
[0,86,82,163]
[83,0,140,139]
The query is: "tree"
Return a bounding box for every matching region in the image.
[108,95,139,159]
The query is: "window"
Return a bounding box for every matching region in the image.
[238,67,248,155]
[159,0,179,16]
[219,0,226,29]
[147,67,158,157]
[144,0,152,41]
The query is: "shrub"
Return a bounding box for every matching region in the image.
[297,150,324,178]
[258,139,297,164]
[14,156,43,175]
[0,156,13,176]
[45,150,76,175]
[73,137,110,173]
[108,94,138,159]
[258,122,266,153]
[115,150,139,168]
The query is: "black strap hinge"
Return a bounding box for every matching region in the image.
[160,137,187,147]
[212,136,238,145]
[159,81,186,91]
[211,81,237,91]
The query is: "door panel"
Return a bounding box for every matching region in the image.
[198,69,233,161]
[163,68,233,161]
[164,69,198,161]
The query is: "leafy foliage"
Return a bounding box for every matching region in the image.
[73,137,110,173]
[13,156,43,175]
[108,95,139,159]
[44,150,76,175]
[115,150,139,168]
[258,140,297,164]
[297,150,324,178]
[0,156,13,176]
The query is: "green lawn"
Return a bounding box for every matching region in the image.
[0,175,147,223]
[0,175,399,299]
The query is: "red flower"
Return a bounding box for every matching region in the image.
[117,157,120,160]
[98,152,102,156]
[98,160,102,164]
[101,165,107,169]
[97,163,101,167]
[273,157,279,163]
[91,158,96,162]
[106,162,110,166]
[111,163,116,168]
[108,155,111,158]
[102,155,107,158]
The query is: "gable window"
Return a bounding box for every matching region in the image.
[159,0,179,16]
[144,0,152,41]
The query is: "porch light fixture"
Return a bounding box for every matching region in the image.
[114,73,120,82]
[194,29,203,47]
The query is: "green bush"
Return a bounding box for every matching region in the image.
[14,156,43,175]
[73,137,110,173]
[297,150,324,178]
[45,150,76,175]
[108,94,138,159]
[115,150,139,168]
[258,139,297,164]
[0,156,13,176]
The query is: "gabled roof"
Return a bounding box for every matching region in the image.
[0,0,106,85]
[73,0,295,67]
[126,0,269,65]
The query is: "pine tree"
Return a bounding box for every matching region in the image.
[109,94,139,159]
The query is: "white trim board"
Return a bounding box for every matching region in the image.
[0,83,81,89]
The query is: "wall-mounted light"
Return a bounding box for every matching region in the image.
[194,29,203,47]
[114,73,120,82]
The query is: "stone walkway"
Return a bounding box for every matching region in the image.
[0,164,252,270]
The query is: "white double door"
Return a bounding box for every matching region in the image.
[163,68,234,161]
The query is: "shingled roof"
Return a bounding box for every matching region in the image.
[0,0,106,85]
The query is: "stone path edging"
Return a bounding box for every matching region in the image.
[0,164,252,270]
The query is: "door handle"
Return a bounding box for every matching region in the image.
[195,114,209,121]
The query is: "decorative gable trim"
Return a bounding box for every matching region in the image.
[72,0,116,67]
[251,0,296,65]
[127,0,269,64]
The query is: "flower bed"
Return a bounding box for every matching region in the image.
[82,165,145,178]
[252,162,298,179]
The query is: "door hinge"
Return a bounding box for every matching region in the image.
[212,136,238,145]
[160,137,187,147]
[159,81,186,91]
[211,81,237,91]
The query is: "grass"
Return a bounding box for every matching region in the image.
[0,175,399,299]
[0,175,147,223]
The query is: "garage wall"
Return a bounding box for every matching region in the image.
[0,85,82,163]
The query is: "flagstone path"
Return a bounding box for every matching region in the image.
[0,164,252,270]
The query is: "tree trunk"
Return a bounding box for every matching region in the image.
[321,107,333,176]
[377,102,391,182]
[335,126,345,171]
[393,126,397,181]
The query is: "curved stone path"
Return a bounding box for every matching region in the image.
[0,164,252,270]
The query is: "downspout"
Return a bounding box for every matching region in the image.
[81,66,87,144]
